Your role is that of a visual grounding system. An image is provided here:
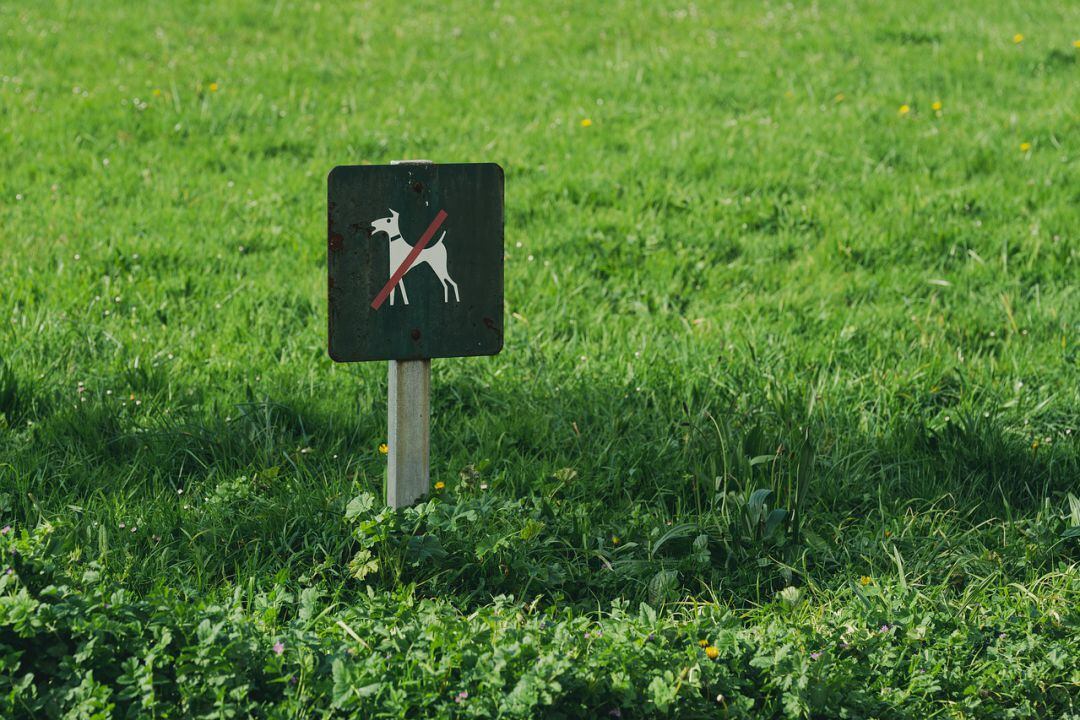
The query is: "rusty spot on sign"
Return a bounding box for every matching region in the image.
[411,328,421,341]
[329,232,344,252]
[482,316,503,342]
[412,181,424,194]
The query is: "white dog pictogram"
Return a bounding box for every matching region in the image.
[370,209,460,306]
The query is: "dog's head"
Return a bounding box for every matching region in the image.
[370,209,399,238]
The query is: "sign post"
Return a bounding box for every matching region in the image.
[328,160,504,508]
[387,356,429,508]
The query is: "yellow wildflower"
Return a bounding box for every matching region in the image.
[1020,142,1031,152]
[705,646,720,660]
[834,93,845,103]
[152,88,162,97]
[611,535,620,545]
[378,443,388,454]
[1012,34,1024,44]
[434,481,445,490]
[698,639,709,647]
[898,104,910,116]
[1074,40,1080,48]
[209,82,219,92]
[931,101,942,111]
[580,118,592,128]
[859,575,873,586]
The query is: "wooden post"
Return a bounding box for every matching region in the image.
[386,160,432,508]
[387,358,430,508]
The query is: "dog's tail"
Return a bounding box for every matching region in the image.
[430,230,447,247]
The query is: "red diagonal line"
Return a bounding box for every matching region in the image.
[371,209,448,310]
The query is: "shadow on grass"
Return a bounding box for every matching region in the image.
[1,365,1075,608]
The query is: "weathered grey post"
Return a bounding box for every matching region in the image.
[387,357,430,507]
[386,160,431,508]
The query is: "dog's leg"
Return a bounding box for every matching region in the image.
[390,286,396,306]
[446,276,460,302]
[398,279,410,305]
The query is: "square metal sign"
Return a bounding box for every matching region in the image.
[327,163,504,361]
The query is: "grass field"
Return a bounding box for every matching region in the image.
[1,0,1079,716]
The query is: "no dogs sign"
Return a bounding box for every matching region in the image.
[327,163,504,361]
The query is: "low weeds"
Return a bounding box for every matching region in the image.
[3,522,1078,718]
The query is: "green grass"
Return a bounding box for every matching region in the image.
[1,0,1078,716]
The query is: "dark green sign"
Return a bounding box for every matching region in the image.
[328,163,504,361]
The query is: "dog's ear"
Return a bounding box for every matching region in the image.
[389,208,399,218]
